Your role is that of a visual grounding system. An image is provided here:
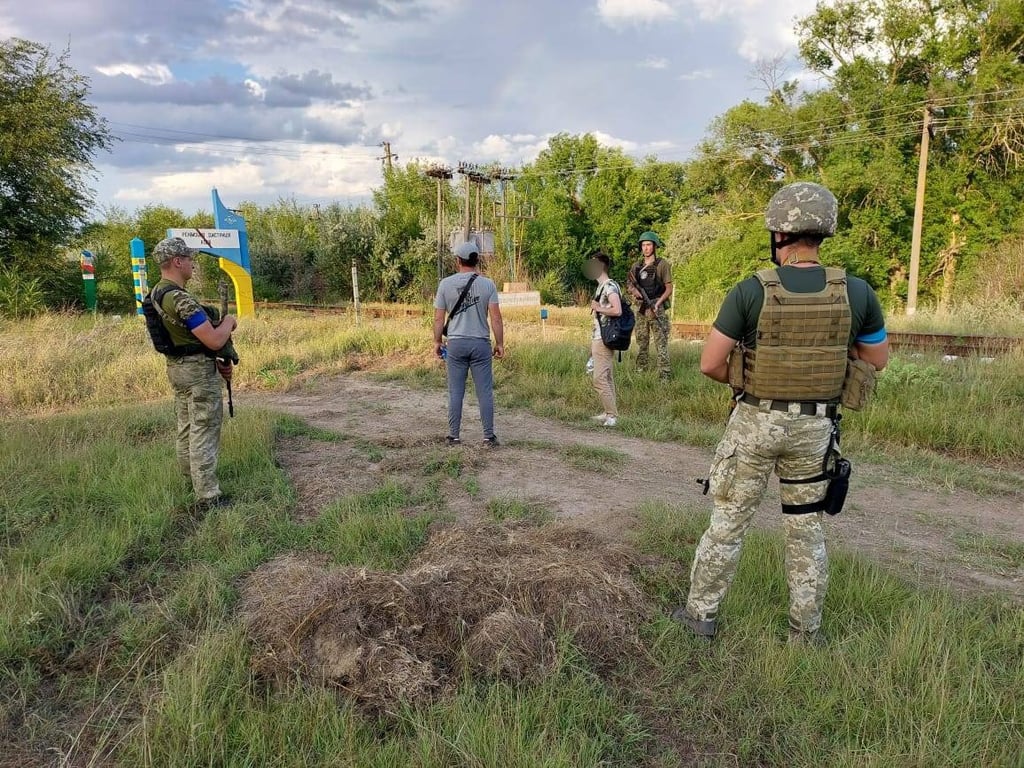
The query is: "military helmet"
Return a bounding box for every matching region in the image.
[765,182,838,237]
[638,230,664,248]
[153,237,195,264]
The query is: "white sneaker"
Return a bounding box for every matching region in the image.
[591,413,609,422]
[603,416,618,427]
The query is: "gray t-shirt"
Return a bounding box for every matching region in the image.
[434,272,499,339]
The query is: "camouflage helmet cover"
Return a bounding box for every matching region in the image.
[638,230,664,248]
[765,182,838,237]
[153,237,195,264]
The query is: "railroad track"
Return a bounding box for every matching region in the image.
[256,302,1022,356]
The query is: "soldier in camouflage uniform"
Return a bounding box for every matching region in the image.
[672,183,889,645]
[628,232,673,379]
[150,237,238,510]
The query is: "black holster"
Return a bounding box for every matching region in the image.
[822,456,851,516]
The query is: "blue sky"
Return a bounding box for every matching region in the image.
[0,0,818,213]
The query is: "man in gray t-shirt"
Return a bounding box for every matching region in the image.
[433,241,505,446]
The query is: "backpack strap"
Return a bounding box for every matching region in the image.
[151,284,188,328]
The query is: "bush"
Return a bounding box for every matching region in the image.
[0,270,46,318]
[535,270,572,306]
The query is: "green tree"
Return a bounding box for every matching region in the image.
[0,38,112,298]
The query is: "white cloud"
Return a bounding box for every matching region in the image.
[682,0,818,60]
[591,130,638,151]
[469,133,551,165]
[638,56,669,70]
[596,0,675,26]
[678,68,713,81]
[244,79,266,100]
[95,62,174,85]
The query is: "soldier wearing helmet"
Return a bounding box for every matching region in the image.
[672,182,889,646]
[627,231,674,379]
[149,237,238,511]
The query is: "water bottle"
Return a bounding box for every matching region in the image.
[439,344,448,361]
[585,356,594,375]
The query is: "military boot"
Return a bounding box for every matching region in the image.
[788,626,827,648]
[670,606,716,638]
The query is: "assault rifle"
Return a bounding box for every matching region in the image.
[626,268,657,316]
[216,279,238,418]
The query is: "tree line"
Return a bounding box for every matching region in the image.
[3,0,1024,317]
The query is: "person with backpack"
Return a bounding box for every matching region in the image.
[146,237,237,511]
[585,251,623,428]
[433,240,505,447]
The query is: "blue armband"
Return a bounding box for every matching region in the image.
[855,327,887,345]
[184,310,209,331]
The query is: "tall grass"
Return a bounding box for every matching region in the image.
[5,310,1024,477]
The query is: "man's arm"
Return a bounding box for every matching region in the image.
[192,316,236,350]
[655,281,673,309]
[700,328,738,383]
[433,308,446,358]
[488,302,505,358]
[591,290,622,317]
[852,339,889,371]
[654,261,673,309]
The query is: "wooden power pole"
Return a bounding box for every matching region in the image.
[907,107,934,316]
[378,141,397,174]
[425,164,453,279]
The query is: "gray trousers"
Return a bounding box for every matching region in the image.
[445,337,495,439]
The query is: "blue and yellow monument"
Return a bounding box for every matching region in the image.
[167,188,255,317]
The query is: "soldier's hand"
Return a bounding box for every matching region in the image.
[216,360,233,380]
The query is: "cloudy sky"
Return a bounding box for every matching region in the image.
[1,0,818,214]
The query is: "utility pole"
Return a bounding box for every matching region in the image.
[493,167,528,283]
[457,163,472,241]
[378,141,397,174]
[425,164,453,279]
[907,106,935,315]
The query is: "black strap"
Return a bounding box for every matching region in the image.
[782,501,825,515]
[442,273,479,337]
[779,473,828,485]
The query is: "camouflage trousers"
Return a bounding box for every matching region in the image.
[167,354,224,501]
[635,306,670,376]
[686,401,833,633]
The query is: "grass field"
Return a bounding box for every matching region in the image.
[1,310,1023,766]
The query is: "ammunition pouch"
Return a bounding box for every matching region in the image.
[727,347,746,389]
[841,358,876,411]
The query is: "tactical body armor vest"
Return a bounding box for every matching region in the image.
[633,258,665,299]
[742,267,851,402]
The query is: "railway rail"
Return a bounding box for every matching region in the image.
[255,302,1022,356]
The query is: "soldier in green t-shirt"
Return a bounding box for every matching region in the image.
[150,237,238,510]
[672,183,889,646]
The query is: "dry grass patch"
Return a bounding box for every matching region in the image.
[239,522,650,711]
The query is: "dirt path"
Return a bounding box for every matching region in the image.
[262,375,1024,601]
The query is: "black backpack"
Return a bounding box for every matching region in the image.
[596,283,636,351]
[142,285,203,357]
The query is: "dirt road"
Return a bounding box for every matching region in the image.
[263,375,1024,601]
